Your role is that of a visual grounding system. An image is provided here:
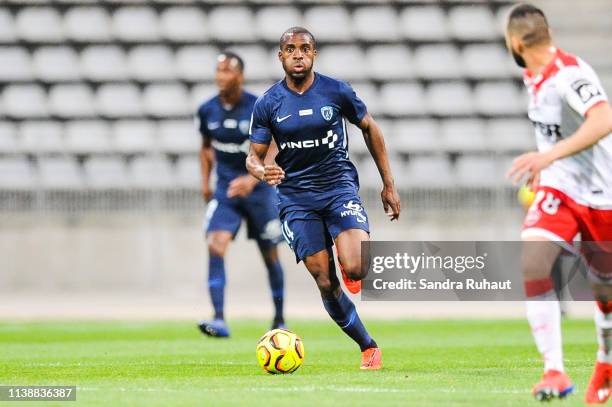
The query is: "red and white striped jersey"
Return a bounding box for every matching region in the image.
[523,48,612,209]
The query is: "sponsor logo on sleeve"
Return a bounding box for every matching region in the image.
[571,79,602,104]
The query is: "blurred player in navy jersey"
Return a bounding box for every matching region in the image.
[195,52,286,337]
[247,27,400,369]
[505,4,612,402]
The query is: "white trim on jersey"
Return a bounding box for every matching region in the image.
[342,117,349,158]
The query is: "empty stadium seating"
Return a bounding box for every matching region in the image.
[0,0,608,197]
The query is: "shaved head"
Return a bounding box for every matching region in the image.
[506,3,551,48]
[279,26,316,50]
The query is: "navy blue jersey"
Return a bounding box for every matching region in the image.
[249,73,367,209]
[196,91,258,187]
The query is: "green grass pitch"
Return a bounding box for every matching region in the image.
[0,319,598,406]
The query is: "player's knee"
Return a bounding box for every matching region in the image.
[208,235,229,257]
[521,256,552,281]
[315,275,338,295]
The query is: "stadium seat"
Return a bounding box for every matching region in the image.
[316,46,366,81]
[65,121,113,154]
[256,7,302,42]
[80,46,129,81]
[16,7,64,42]
[83,157,128,189]
[48,84,96,118]
[112,7,160,42]
[112,120,157,153]
[304,7,351,42]
[414,45,462,79]
[366,45,413,81]
[448,6,498,41]
[128,156,174,189]
[176,46,219,82]
[474,82,526,116]
[158,120,200,154]
[160,7,208,42]
[208,7,255,42]
[0,47,33,81]
[426,82,474,116]
[353,6,400,42]
[96,84,143,118]
[3,85,48,118]
[266,47,286,79]
[391,119,441,154]
[455,156,503,187]
[462,44,518,79]
[64,7,112,42]
[402,155,455,188]
[346,123,368,155]
[400,6,449,41]
[486,119,536,152]
[191,84,218,110]
[0,157,36,189]
[38,157,83,190]
[19,121,64,154]
[0,122,20,154]
[380,82,426,116]
[143,83,190,117]
[32,47,81,82]
[226,46,270,81]
[175,155,201,188]
[0,9,17,43]
[246,82,274,98]
[128,45,176,81]
[440,119,488,152]
[351,82,381,116]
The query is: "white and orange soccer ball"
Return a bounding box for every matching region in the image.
[256,328,304,374]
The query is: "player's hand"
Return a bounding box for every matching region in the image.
[526,171,540,191]
[381,183,401,221]
[202,183,213,202]
[227,175,259,198]
[262,164,285,186]
[506,151,554,185]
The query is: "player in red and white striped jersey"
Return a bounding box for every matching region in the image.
[505,3,612,403]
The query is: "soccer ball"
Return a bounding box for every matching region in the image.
[256,328,304,374]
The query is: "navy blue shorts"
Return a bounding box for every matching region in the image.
[279,191,369,262]
[204,185,282,248]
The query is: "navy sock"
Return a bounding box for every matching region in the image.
[322,290,376,351]
[208,254,225,320]
[265,259,285,323]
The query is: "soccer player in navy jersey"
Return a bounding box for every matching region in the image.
[196,52,286,337]
[246,27,400,369]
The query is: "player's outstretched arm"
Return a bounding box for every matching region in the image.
[246,142,285,186]
[199,139,214,202]
[507,102,612,185]
[358,113,401,221]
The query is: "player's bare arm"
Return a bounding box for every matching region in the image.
[199,138,214,202]
[358,113,401,221]
[228,141,279,198]
[507,102,612,184]
[246,142,285,186]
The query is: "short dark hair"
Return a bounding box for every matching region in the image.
[507,3,551,47]
[218,51,244,72]
[279,26,317,50]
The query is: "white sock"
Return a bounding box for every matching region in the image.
[526,292,564,372]
[595,305,612,363]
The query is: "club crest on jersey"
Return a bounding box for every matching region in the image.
[320,106,333,121]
